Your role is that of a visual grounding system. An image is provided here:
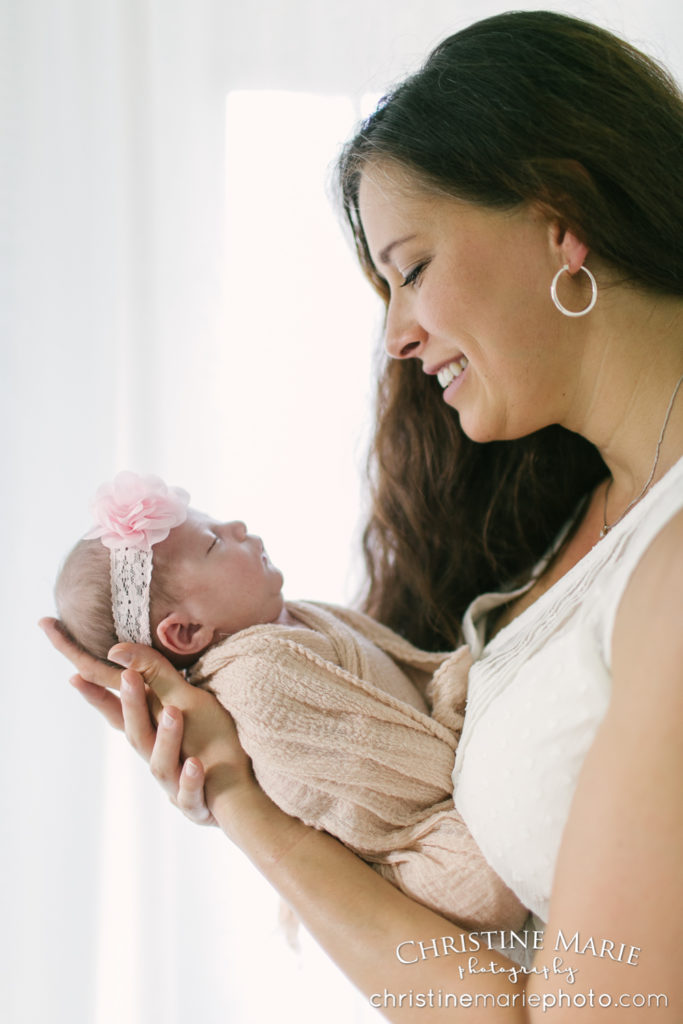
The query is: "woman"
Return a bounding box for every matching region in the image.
[44,11,683,1019]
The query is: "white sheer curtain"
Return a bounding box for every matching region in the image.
[4,2,682,1022]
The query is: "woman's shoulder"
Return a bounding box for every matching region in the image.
[604,455,683,588]
[598,455,683,669]
[625,500,683,591]
[612,502,683,671]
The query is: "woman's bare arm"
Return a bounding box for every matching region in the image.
[40,618,532,1020]
[523,509,683,1020]
[258,511,682,1021]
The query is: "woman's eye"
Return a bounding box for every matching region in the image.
[400,261,429,288]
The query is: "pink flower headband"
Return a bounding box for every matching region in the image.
[86,471,190,644]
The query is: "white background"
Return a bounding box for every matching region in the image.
[3,2,682,1022]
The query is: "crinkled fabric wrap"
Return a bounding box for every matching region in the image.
[189,601,527,933]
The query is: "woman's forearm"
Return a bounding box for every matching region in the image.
[38,626,532,1019]
[212,782,530,1022]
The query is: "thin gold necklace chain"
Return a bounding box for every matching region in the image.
[600,373,683,539]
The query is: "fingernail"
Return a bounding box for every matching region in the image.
[120,675,134,695]
[162,708,177,728]
[109,646,132,667]
[186,760,200,777]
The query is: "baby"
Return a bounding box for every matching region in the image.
[56,471,526,933]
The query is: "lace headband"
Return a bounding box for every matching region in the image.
[85,471,190,644]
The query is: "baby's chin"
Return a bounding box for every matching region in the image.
[246,591,287,630]
[271,565,285,593]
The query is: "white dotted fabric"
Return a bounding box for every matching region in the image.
[110,546,153,645]
[452,456,683,923]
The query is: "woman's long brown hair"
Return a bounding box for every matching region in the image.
[337,11,683,650]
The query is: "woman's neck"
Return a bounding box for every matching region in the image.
[560,287,683,514]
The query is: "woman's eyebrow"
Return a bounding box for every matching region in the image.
[378,233,417,265]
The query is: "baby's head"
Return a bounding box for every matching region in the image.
[55,472,285,668]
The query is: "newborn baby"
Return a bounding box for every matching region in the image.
[56,471,526,933]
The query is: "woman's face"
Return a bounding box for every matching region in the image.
[358,163,581,443]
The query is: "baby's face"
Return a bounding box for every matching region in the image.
[154,508,285,638]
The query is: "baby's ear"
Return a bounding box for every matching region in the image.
[156,614,213,657]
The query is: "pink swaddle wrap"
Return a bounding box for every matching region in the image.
[189,600,526,932]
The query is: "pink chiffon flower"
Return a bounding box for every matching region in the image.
[85,471,190,550]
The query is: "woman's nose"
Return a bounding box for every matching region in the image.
[384,298,427,360]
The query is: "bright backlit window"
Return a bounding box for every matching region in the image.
[216,91,383,605]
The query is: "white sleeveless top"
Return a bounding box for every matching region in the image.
[452,456,683,924]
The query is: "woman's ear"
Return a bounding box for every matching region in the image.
[548,220,589,274]
[156,613,213,657]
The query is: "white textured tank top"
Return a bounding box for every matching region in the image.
[452,456,683,923]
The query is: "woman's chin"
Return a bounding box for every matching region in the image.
[455,405,528,445]
[453,409,497,445]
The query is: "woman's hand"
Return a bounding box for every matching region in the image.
[39,617,253,825]
[111,641,254,812]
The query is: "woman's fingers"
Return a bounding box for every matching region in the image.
[139,694,215,824]
[39,617,122,690]
[148,704,184,794]
[45,620,216,826]
[120,669,159,761]
[109,642,189,704]
[177,759,216,826]
[69,674,125,730]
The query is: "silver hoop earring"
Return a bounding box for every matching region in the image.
[550,264,598,318]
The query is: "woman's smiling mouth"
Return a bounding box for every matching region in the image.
[436,357,469,389]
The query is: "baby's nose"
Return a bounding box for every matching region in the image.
[227,520,247,540]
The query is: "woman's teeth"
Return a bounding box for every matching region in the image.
[436,357,469,389]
